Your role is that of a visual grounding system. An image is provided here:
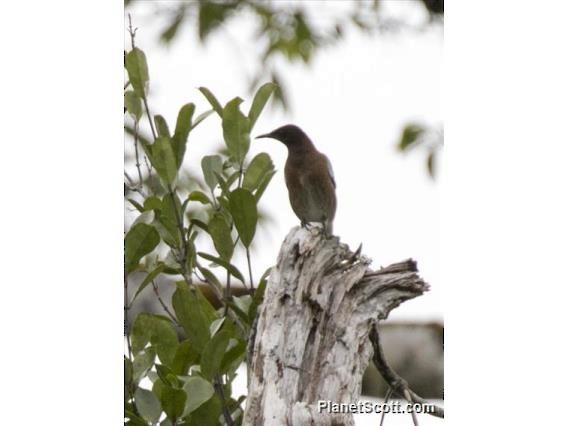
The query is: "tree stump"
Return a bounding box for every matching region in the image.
[244,227,429,425]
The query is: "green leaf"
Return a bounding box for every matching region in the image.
[152,220,177,250]
[398,123,425,151]
[154,115,171,138]
[220,338,246,376]
[250,266,271,320]
[132,347,156,384]
[427,150,436,178]
[161,385,186,420]
[152,377,166,404]
[171,340,199,375]
[131,314,179,366]
[197,252,245,284]
[192,109,214,130]
[222,98,250,163]
[143,195,162,211]
[186,238,197,272]
[201,330,231,379]
[125,48,149,97]
[132,211,154,227]
[187,393,221,425]
[171,103,195,169]
[125,90,143,121]
[182,376,215,416]
[243,152,274,192]
[172,283,217,354]
[187,191,211,205]
[131,264,165,303]
[208,212,234,261]
[201,155,223,192]
[134,388,161,424]
[233,295,252,318]
[228,301,249,325]
[160,8,185,43]
[151,136,178,185]
[190,218,209,233]
[248,82,276,129]
[225,170,241,190]
[229,188,257,247]
[155,364,179,388]
[254,170,276,202]
[125,223,160,274]
[125,356,133,385]
[197,266,223,292]
[159,193,182,245]
[198,87,223,117]
[214,172,229,195]
[209,317,226,337]
[198,1,234,41]
[125,409,148,426]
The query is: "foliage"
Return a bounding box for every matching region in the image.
[126,0,443,111]
[397,123,444,179]
[124,32,276,424]
[126,0,443,179]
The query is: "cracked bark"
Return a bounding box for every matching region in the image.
[243,227,430,425]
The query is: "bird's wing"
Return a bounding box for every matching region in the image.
[324,155,336,188]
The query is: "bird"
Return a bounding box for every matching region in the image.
[256,124,337,236]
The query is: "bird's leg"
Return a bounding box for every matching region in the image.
[321,216,333,238]
[300,220,308,229]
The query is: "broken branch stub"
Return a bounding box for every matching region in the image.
[244,227,429,425]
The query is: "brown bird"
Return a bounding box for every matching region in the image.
[256,124,337,235]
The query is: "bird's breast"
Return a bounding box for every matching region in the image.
[284,153,337,223]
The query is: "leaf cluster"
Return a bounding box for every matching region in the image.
[124,40,276,425]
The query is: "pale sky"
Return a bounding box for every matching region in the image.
[126,1,442,321]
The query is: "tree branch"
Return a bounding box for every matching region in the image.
[370,324,444,419]
[243,226,432,425]
[151,280,178,325]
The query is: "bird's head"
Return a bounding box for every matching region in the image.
[255,124,311,150]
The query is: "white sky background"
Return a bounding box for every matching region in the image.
[126,1,442,321]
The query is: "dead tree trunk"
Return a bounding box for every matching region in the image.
[244,227,429,426]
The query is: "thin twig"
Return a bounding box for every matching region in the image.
[124,172,147,199]
[127,14,157,142]
[144,155,152,176]
[246,247,254,292]
[370,324,444,419]
[126,16,153,186]
[127,15,137,49]
[151,280,178,325]
[133,120,144,184]
[214,375,235,426]
[404,388,420,426]
[224,269,231,317]
[194,264,246,337]
[143,97,158,141]
[379,387,393,426]
[237,160,244,188]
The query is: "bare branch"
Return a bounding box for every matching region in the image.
[151,280,178,325]
[370,324,444,419]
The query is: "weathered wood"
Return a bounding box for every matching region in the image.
[244,227,429,425]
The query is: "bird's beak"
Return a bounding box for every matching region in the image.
[255,132,273,139]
